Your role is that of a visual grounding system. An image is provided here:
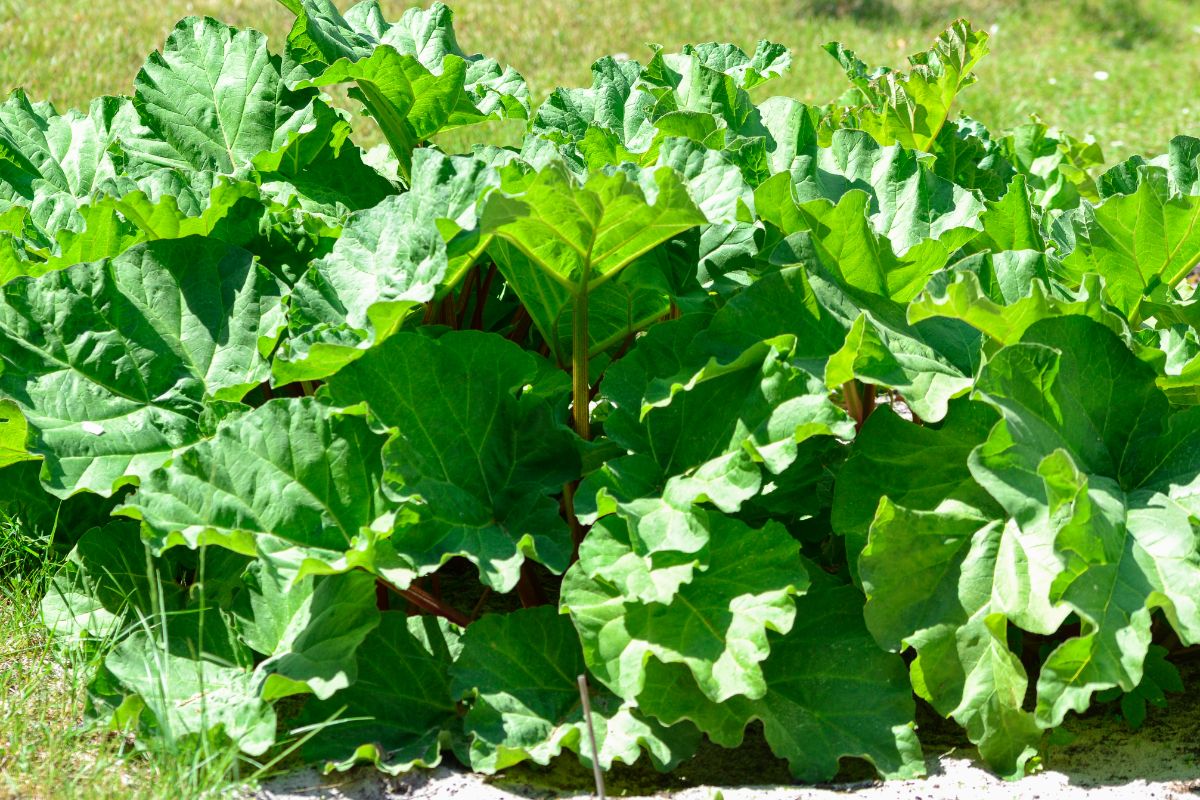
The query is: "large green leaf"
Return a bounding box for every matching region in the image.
[0,237,283,497]
[274,192,448,383]
[697,260,977,422]
[233,562,380,700]
[280,1,528,180]
[780,189,973,302]
[0,91,133,205]
[756,129,985,255]
[104,622,276,756]
[325,331,580,593]
[907,266,1127,346]
[598,314,853,513]
[531,38,787,164]
[531,57,657,153]
[833,400,1002,581]
[636,578,925,781]
[41,522,178,641]
[299,612,460,774]
[118,398,396,579]
[861,502,1043,778]
[132,17,321,174]
[1055,165,1200,318]
[969,316,1200,727]
[562,504,808,704]
[452,606,699,773]
[0,399,31,469]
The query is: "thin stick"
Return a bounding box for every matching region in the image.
[577,674,607,800]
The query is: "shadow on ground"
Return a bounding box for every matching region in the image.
[260,657,1200,800]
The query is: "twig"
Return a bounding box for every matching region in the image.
[577,674,607,800]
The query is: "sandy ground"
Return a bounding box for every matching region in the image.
[259,658,1200,800]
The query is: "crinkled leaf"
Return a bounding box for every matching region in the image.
[563,505,807,703]
[0,237,283,497]
[969,317,1200,726]
[274,192,448,383]
[832,400,1001,581]
[281,1,528,179]
[104,613,275,756]
[601,314,853,513]
[825,20,988,152]
[325,331,580,593]
[118,398,395,579]
[132,17,321,174]
[638,579,924,781]
[1055,165,1200,318]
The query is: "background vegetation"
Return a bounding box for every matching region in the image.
[1,0,1199,162]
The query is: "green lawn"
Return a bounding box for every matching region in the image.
[0,517,256,799]
[0,0,1198,163]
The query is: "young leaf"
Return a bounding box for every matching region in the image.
[824,20,989,152]
[279,1,529,180]
[481,162,706,364]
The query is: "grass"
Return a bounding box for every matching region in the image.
[0,513,255,800]
[2,0,1200,162]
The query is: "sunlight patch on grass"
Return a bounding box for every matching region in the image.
[0,0,1197,162]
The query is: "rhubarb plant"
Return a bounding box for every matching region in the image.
[5,2,1200,788]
